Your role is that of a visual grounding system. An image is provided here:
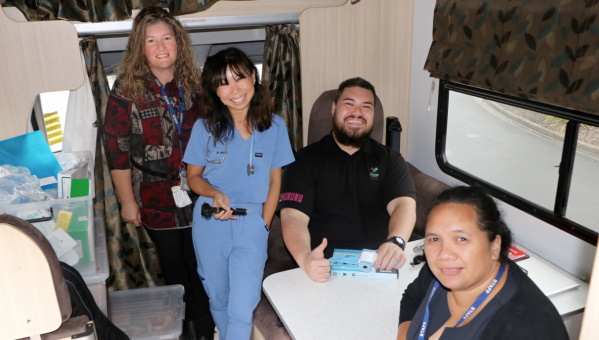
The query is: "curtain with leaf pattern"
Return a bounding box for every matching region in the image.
[424,0,599,115]
[80,37,163,290]
[262,24,303,151]
[4,0,218,22]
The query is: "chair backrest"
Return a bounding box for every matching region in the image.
[0,214,72,340]
[306,89,385,145]
[305,89,450,239]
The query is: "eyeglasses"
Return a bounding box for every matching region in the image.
[205,136,228,164]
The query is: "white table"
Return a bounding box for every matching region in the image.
[262,240,588,340]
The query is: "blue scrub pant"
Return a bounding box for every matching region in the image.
[192,202,268,340]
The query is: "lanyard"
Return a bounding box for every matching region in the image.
[417,263,505,340]
[154,78,185,136]
[155,78,185,173]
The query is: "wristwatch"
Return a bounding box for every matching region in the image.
[385,236,406,251]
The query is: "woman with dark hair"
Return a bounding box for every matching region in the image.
[184,47,294,339]
[103,6,214,339]
[397,186,568,340]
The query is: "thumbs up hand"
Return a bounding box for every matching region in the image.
[301,238,331,283]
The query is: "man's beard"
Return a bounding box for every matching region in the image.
[332,116,373,148]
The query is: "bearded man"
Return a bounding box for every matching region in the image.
[278,77,417,283]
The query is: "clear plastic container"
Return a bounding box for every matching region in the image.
[88,281,108,316]
[109,285,185,340]
[80,217,109,283]
[0,194,95,270]
[0,150,96,273]
[85,217,110,316]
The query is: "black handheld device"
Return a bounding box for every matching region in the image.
[201,202,247,218]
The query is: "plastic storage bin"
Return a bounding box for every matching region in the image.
[0,150,95,273]
[88,281,108,317]
[0,194,95,270]
[85,217,110,316]
[109,285,185,340]
[81,217,109,283]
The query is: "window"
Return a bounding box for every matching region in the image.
[437,81,599,244]
[38,74,118,152]
[39,91,69,152]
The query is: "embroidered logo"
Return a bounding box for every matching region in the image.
[279,192,304,203]
[369,167,380,179]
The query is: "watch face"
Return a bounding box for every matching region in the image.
[391,236,406,250]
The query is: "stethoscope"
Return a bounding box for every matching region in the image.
[206,132,255,175]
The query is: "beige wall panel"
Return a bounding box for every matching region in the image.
[0,8,83,141]
[300,0,414,155]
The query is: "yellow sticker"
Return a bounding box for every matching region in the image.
[55,210,73,231]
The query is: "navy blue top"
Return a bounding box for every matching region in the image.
[406,267,517,339]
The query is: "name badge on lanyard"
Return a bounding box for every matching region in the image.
[155,78,191,208]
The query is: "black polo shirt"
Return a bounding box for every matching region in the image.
[279,134,416,257]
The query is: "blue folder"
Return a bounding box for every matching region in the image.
[0,131,62,189]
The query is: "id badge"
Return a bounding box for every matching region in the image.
[172,186,192,208]
[179,169,189,191]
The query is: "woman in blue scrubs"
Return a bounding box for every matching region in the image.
[183,47,294,340]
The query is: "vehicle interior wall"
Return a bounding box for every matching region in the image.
[408,3,595,336]
[407,0,595,287]
[299,0,413,157]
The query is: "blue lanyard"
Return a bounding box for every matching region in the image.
[155,78,186,174]
[154,78,185,136]
[417,263,505,340]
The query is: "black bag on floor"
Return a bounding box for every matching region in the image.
[60,262,129,340]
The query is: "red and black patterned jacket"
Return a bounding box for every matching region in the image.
[103,77,202,230]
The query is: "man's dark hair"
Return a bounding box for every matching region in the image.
[432,186,513,263]
[334,77,376,105]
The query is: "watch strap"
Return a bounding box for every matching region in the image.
[385,236,406,250]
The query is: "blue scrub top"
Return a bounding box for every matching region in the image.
[184,114,294,204]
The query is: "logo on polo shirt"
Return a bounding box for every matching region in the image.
[369,167,380,179]
[279,192,304,203]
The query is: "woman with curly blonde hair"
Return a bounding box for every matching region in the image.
[103,6,214,339]
[117,7,200,97]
